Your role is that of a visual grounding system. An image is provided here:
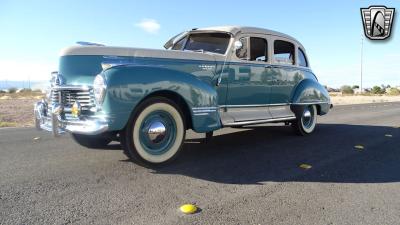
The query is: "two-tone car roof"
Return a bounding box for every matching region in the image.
[195,26,304,49]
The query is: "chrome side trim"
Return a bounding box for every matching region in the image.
[223,116,296,126]
[192,107,218,110]
[220,102,329,108]
[193,109,217,113]
[219,103,289,108]
[192,107,218,116]
[193,113,210,116]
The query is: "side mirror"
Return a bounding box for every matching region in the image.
[233,40,243,51]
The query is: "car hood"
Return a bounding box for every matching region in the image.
[60,45,225,62]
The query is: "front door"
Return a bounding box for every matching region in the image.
[223,35,272,123]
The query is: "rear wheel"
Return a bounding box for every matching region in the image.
[121,97,186,166]
[71,133,112,148]
[292,105,317,136]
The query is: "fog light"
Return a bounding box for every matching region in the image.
[71,102,81,117]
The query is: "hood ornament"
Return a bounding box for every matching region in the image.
[76,41,105,46]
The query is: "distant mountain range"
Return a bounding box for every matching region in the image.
[0,80,47,90]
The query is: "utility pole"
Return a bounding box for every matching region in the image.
[360,37,363,93]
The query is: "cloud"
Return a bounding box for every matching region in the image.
[135,19,160,34]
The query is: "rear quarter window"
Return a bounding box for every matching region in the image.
[298,48,308,67]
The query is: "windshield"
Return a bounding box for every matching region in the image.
[172,32,231,54]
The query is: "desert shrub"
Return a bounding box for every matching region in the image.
[371,86,385,94]
[0,90,6,93]
[8,87,17,93]
[352,85,359,89]
[387,88,400,96]
[340,85,354,94]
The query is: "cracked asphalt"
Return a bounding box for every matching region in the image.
[1,102,400,225]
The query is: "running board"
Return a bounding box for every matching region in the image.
[223,116,296,126]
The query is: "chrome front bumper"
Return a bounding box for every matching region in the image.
[34,100,108,136]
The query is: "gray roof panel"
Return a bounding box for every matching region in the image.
[196,26,304,49]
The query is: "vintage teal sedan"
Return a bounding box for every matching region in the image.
[34,26,331,165]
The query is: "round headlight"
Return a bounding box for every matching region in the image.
[93,74,106,106]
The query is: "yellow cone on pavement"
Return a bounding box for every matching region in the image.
[180,204,197,214]
[354,145,364,150]
[299,164,312,170]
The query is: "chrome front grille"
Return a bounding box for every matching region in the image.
[51,88,95,110]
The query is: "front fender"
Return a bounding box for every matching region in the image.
[101,65,221,132]
[290,79,331,116]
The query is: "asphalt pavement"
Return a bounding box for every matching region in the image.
[1,102,400,225]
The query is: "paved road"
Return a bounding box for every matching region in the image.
[1,102,400,225]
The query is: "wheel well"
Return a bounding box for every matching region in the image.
[315,104,321,115]
[142,90,193,129]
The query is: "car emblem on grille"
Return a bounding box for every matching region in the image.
[51,71,65,86]
[361,6,395,40]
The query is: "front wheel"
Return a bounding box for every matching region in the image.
[121,97,186,166]
[292,105,317,136]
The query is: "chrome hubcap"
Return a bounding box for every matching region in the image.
[147,121,166,143]
[302,107,314,129]
[303,109,311,118]
[139,110,177,155]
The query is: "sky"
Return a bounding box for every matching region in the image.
[0,0,399,88]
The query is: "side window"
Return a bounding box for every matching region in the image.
[274,40,295,65]
[172,37,187,50]
[250,37,268,62]
[236,37,248,59]
[298,48,308,67]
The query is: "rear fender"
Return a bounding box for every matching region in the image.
[290,79,331,116]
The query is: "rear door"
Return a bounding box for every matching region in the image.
[266,37,297,118]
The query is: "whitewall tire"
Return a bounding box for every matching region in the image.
[293,105,317,136]
[121,97,186,166]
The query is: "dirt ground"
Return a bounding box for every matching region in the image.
[0,99,39,127]
[330,95,400,105]
[0,93,43,127]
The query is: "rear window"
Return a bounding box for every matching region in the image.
[184,33,231,54]
[274,40,295,65]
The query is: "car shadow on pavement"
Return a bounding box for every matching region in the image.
[153,123,400,185]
